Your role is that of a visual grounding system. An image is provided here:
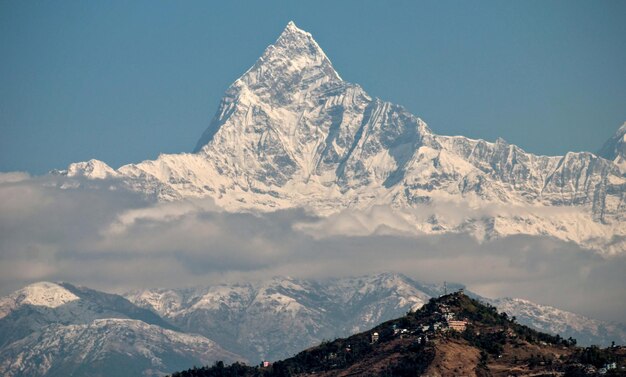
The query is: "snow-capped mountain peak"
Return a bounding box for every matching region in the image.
[250,20,342,84]
[58,22,626,254]
[194,21,342,153]
[0,282,79,319]
[66,159,118,179]
[0,282,242,377]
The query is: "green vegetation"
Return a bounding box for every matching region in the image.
[462,326,506,356]
[170,361,253,377]
[574,345,616,368]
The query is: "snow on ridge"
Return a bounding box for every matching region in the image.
[490,297,625,339]
[0,317,243,377]
[0,282,80,319]
[66,159,118,179]
[279,20,342,81]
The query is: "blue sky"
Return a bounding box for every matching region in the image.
[1,0,625,174]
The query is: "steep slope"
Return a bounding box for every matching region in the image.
[57,22,626,253]
[0,282,243,377]
[170,292,626,377]
[599,122,626,175]
[125,274,626,362]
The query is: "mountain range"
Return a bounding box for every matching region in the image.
[0,282,240,377]
[53,21,626,254]
[5,20,625,377]
[122,274,626,361]
[170,291,626,377]
[1,275,625,376]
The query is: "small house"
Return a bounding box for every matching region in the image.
[447,320,468,332]
[371,332,379,343]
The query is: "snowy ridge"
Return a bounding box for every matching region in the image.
[490,297,626,346]
[124,274,430,361]
[0,281,175,345]
[0,283,243,377]
[0,319,240,377]
[1,276,625,376]
[125,273,626,361]
[66,159,118,179]
[0,282,79,319]
[56,22,626,253]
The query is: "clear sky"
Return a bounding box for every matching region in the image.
[1,0,625,174]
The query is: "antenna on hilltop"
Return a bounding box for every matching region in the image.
[443,281,447,296]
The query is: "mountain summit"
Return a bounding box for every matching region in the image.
[60,22,626,253]
[194,21,341,152]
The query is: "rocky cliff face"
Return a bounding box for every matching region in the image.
[58,22,626,253]
[599,123,626,175]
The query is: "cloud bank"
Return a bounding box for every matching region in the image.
[0,173,625,323]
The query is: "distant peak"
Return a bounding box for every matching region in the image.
[235,21,342,88]
[282,21,306,35]
[271,21,334,64]
[11,281,80,309]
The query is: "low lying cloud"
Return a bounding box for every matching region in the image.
[0,174,625,323]
[0,171,31,184]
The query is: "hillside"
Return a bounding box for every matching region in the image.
[170,292,626,377]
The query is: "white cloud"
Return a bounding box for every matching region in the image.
[0,171,30,184]
[0,174,625,323]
